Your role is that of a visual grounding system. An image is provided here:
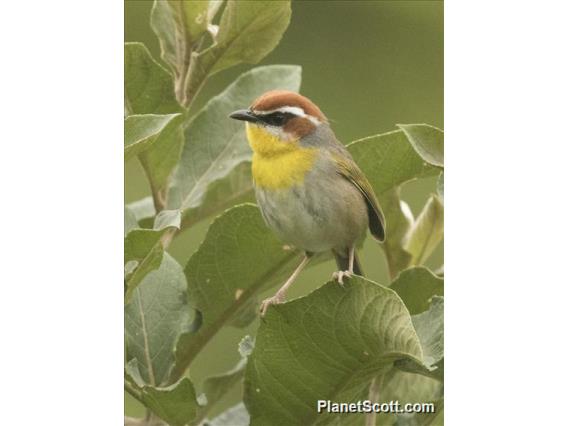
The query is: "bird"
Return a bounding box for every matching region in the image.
[229,90,385,316]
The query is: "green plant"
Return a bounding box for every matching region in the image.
[124,2,444,425]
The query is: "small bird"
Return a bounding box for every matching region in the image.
[230,91,385,316]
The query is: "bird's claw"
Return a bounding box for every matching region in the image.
[260,292,286,317]
[332,270,352,286]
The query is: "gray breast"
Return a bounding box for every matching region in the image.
[255,155,368,254]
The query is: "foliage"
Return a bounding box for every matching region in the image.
[124,2,444,425]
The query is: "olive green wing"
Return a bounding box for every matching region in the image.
[334,154,386,241]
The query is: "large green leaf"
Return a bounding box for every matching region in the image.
[397,124,444,168]
[125,359,198,426]
[390,267,444,315]
[173,204,300,377]
[347,129,440,279]
[124,113,182,161]
[244,276,424,426]
[184,1,292,103]
[167,65,301,217]
[124,42,181,115]
[404,195,444,266]
[347,130,438,196]
[125,253,194,386]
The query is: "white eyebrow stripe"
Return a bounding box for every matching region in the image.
[252,106,321,125]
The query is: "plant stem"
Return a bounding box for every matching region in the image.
[124,381,144,404]
[365,375,383,426]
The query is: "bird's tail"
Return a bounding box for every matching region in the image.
[333,249,364,276]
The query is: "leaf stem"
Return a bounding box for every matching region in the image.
[124,380,144,404]
[365,375,383,426]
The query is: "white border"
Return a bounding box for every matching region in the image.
[0,1,123,424]
[446,1,568,424]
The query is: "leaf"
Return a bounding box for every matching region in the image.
[124,42,181,115]
[125,253,194,386]
[173,204,300,376]
[437,171,444,201]
[390,267,444,315]
[206,403,250,426]
[382,371,443,426]
[381,189,414,279]
[124,212,181,302]
[125,207,139,235]
[127,196,157,224]
[180,162,255,229]
[434,264,443,277]
[347,130,438,196]
[150,0,221,104]
[396,297,444,382]
[151,0,209,68]
[167,65,301,217]
[127,162,255,232]
[126,359,198,426]
[197,336,253,423]
[124,113,182,161]
[412,297,444,376]
[244,276,424,426]
[124,242,164,304]
[137,116,185,211]
[347,129,440,279]
[404,195,444,266]
[150,0,181,76]
[124,230,164,263]
[154,209,182,230]
[397,124,444,168]
[184,1,292,102]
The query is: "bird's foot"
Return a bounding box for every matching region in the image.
[332,270,353,286]
[260,292,286,317]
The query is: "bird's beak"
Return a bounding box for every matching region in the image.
[229,109,259,123]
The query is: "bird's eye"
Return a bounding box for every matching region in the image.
[263,112,288,126]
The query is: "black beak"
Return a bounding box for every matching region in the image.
[229,109,259,123]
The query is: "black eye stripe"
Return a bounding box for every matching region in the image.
[260,112,295,126]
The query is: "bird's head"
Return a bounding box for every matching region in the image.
[230,90,327,156]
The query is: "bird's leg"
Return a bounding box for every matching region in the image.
[260,253,312,317]
[332,246,355,285]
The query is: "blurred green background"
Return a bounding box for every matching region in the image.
[125,0,443,419]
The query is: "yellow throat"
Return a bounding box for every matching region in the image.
[246,123,317,190]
